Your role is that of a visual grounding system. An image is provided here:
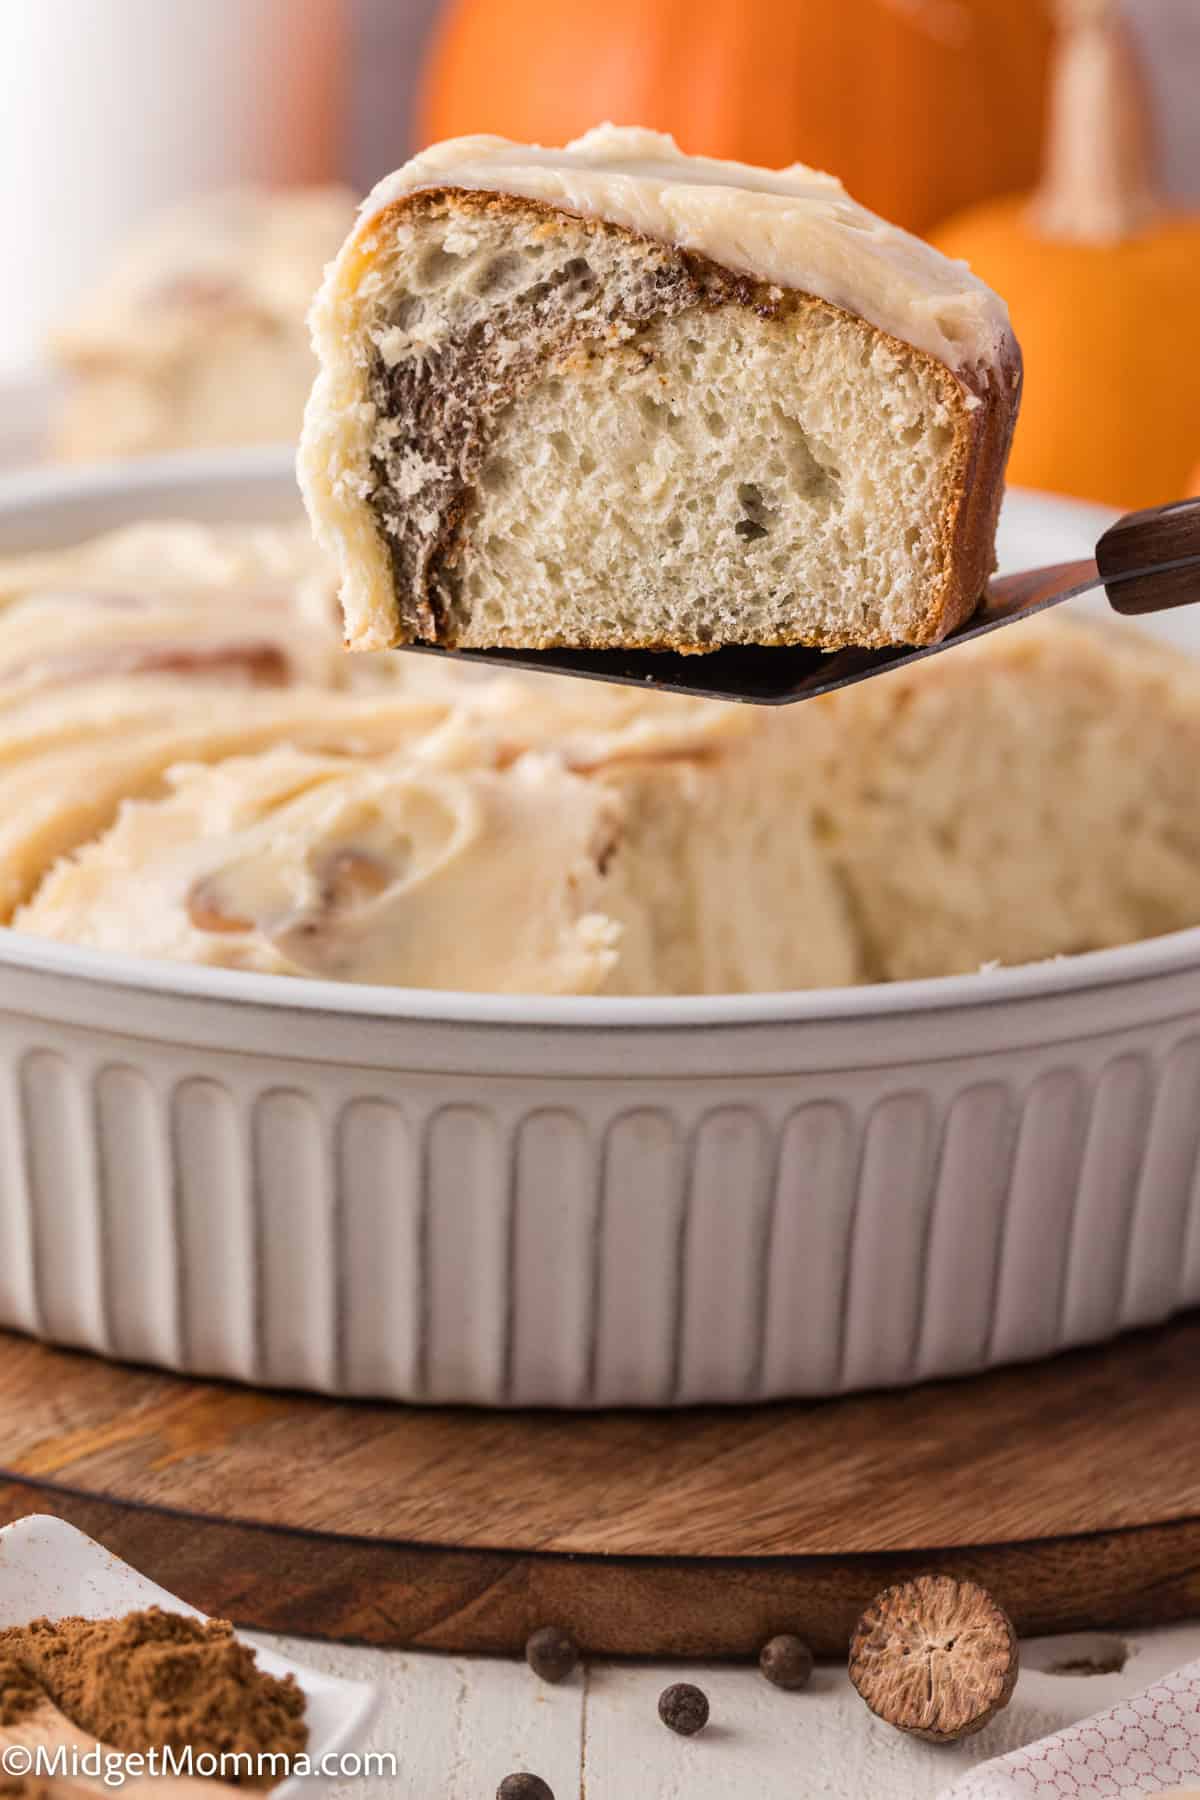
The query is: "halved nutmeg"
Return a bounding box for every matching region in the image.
[848,1575,1018,1744]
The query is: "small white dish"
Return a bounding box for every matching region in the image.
[0,1514,379,1798]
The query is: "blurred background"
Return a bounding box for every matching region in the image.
[3,0,1198,504]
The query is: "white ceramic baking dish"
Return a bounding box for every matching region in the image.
[2,451,1199,1409]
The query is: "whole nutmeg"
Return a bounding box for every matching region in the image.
[497,1776,554,1800]
[760,1633,814,1691]
[524,1626,579,1685]
[657,1682,710,1736]
[849,1574,1018,1744]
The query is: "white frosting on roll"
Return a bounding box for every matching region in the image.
[18,743,626,995]
[361,125,1012,375]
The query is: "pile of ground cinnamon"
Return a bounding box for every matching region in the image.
[0,1607,306,1786]
[0,1661,46,1800]
[0,1656,43,1732]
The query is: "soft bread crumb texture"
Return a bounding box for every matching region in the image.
[301,187,1019,655]
[800,618,1200,981]
[596,746,860,995]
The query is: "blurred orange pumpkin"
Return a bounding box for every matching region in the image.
[417,0,1053,235]
[933,0,1200,510]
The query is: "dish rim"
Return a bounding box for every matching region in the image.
[2,920,1200,1027]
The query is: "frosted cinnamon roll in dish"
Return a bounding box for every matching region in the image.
[300,126,1021,654]
[16,723,860,996]
[0,522,450,918]
[0,520,858,993]
[7,522,1200,995]
[17,743,631,995]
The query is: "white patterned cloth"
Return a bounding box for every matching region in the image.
[949,1664,1200,1799]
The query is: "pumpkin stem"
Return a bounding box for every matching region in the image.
[1030,0,1161,244]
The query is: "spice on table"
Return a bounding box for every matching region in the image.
[0,1607,307,1774]
[0,1659,69,1798]
[524,1626,578,1685]
[497,1775,555,1800]
[657,1682,710,1736]
[759,1634,815,1691]
[848,1574,1018,1744]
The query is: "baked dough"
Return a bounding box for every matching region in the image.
[19,742,630,995]
[2,522,857,993]
[6,522,1200,993]
[300,127,1020,654]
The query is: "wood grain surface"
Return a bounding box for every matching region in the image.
[1,1321,1198,1655]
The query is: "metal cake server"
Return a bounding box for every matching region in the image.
[405,495,1200,705]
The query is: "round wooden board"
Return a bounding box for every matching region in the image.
[2,1320,1199,1657]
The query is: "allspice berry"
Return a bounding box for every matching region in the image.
[497,1777,554,1800]
[524,1626,578,1685]
[849,1575,1018,1744]
[657,1682,710,1736]
[760,1633,814,1691]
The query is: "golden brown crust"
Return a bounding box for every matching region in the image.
[926,337,1024,647]
[363,188,1019,653]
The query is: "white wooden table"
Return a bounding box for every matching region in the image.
[252,1622,1200,1798]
